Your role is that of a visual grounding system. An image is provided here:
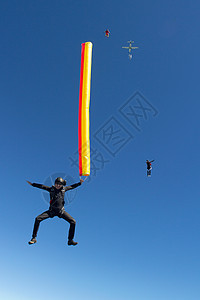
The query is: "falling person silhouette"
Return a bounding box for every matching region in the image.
[27,177,83,246]
[105,29,110,37]
[146,160,155,177]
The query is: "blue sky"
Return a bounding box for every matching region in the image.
[0,1,200,299]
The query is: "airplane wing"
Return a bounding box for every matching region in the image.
[122,47,129,49]
[132,47,139,49]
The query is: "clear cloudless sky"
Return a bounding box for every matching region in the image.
[0,1,200,299]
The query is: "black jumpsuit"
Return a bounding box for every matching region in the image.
[31,182,81,241]
[146,161,152,170]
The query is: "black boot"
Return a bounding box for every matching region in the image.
[68,240,78,246]
[28,238,37,245]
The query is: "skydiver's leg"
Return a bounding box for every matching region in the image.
[32,210,51,238]
[147,169,152,176]
[59,210,76,241]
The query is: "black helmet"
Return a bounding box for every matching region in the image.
[55,177,66,186]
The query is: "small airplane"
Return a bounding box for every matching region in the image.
[122,40,139,60]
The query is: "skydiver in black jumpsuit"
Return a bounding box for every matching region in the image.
[146,160,155,177]
[27,177,83,246]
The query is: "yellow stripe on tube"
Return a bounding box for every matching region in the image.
[81,42,92,176]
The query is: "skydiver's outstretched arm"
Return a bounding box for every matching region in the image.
[64,179,84,191]
[150,160,155,163]
[26,181,51,192]
[27,181,32,186]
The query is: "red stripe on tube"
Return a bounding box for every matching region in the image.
[78,43,85,176]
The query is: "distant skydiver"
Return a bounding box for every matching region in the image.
[27,177,83,246]
[105,29,110,37]
[146,160,155,177]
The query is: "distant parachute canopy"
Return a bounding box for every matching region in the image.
[78,42,93,176]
